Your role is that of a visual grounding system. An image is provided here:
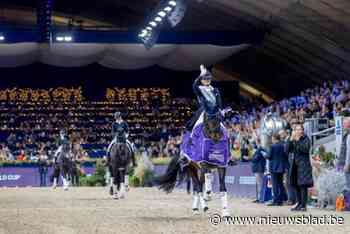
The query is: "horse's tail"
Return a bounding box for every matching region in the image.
[154,154,186,194]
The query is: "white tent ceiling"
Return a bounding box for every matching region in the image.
[0,43,250,71]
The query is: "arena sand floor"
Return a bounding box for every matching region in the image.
[0,187,349,234]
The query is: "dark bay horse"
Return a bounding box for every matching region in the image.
[156,113,231,216]
[110,141,136,199]
[51,143,72,190]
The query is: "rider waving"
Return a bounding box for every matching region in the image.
[186,65,223,133]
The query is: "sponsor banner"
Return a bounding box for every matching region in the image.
[0,163,256,198]
[0,166,95,187]
[153,163,256,198]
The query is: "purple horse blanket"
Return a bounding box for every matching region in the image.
[181,123,230,167]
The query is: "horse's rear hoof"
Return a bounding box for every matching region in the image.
[109,187,113,195]
[113,194,119,200]
[203,207,209,212]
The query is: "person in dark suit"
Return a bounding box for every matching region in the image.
[251,138,267,203]
[38,154,49,187]
[267,134,289,206]
[288,123,313,211]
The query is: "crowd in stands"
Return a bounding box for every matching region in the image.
[226,80,350,160]
[0,80,349,162]
[0,87,193,161]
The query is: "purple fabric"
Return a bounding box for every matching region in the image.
[344,190,350,211]
[181,124,230,166]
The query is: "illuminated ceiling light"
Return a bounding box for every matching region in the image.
[149,21,157,27]
[155,17,162,22]
[56,36,64,41]
[146,26,152,31]
[64,36,72,42]
[158,11,166,17]
[169,1,177,6]
[164,6,172,12]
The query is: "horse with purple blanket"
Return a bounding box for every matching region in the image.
[155,112,231,217]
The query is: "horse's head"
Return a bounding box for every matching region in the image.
[203,112,223,143]
[60,143,71,158]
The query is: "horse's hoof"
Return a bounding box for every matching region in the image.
[203,207,209,212]
[125,186,130,192]
[113,194,119,200]
[192,208,200,215]
[109,187,113,195]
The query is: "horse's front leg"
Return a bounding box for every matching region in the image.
[198,167,209,213]
[204,168,213,201]
[218,167,229,217]
[187,165,201,214]
[118,168,126,199]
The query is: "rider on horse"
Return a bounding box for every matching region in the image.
[186,65,223,136]
[106,112,134,161]
[54,129,70,160]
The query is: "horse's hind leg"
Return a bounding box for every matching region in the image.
[218,167,229,217]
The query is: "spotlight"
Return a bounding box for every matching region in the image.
[138,29,149,38]
[146,26,153,31]
[64,36,72,42]
[167,0,187,27]
[149,21,157,27]
[157,11,166,17]
[56,36,64,41]
[155,17,162,22]
[164,6,172,12]
[0,35,4,41]
[169,1,177,6]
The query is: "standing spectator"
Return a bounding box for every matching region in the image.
[251,139,267,203]
[279,129,296,206]
[38,154,49,187]
[267,134,288,206]
[288,124,313,211]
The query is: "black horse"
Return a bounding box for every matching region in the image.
[110,141,136,199]
[51,143,72,190]
[156,113,230,216]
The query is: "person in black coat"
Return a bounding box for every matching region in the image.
[266,134,289,206]
[251,139,267,203]
[287,123,313,211]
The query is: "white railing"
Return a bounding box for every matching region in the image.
[311,126,335,153]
